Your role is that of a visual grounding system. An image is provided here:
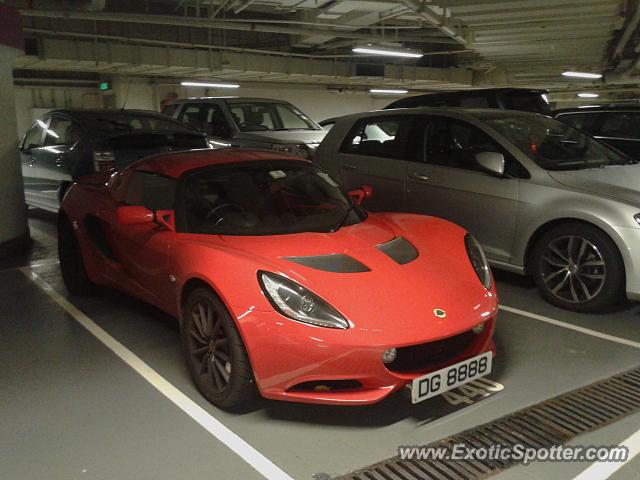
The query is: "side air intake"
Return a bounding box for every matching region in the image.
[283,254,370,273]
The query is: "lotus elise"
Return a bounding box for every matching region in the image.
[58,148,497,408]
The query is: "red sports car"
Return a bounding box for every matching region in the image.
[58,149,497,408]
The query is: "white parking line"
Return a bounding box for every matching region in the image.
[21,268,294,480]
[572,428,640,480]
[499,305,640,350]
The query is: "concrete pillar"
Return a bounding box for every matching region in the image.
[0,5,29,256]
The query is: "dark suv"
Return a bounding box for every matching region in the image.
[554,105,640,159]
[385,88,551,115]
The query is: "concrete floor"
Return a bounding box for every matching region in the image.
[2,209,640,480]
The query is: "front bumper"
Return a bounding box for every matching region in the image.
[234,309,497,405]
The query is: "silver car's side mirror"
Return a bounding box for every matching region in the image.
[476,152,505,177]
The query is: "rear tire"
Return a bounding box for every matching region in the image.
[58,216,96,296]
[531,222,624,312]
[181,287,258,409]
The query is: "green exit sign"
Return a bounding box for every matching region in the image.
[99,81,111,91]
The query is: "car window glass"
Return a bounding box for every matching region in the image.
[478,112,631,170]
[44,116,77,146]
[423,117,528,178]
[598,112,640,139]
[204,105,232,138]
[425,118,503,172]
[162,104,178,117]
[276,104,310,129]
[340,116,421,161]
[556,113,600,134]
[180,105,205,131]
[125,172,176,211]
[23,120,47,149]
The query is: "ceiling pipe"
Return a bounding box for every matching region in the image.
[24,27,461,60]
[611,2,640,62]
[20,9,457,45]
[398,0,467,45]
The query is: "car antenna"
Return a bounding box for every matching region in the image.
[121,77,132,111]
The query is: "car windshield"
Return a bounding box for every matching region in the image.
[226,102,320,132]
[476,112,636,171]
[179,161,365,235]
[93,114,192,133]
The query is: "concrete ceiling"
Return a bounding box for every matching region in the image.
[8,0,640,99]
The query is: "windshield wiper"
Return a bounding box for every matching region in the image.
[331,203,357,232]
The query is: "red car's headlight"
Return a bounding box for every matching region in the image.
[465,233,492,290]
[258,271,349,329]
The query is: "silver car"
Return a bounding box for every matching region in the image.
[314,108,640,312]
[162,97,326,159]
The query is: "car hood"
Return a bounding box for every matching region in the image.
[548,164,640,206]
[234,129,326,145]
[213,213,496,339]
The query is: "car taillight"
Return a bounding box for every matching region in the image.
[93,151,117,172]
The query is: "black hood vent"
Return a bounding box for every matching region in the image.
[377,237,418,265]
[282,254,370,273]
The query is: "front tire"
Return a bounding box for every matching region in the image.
[58,216,96,296]
[531,223,624,312]
[181,287,258,409]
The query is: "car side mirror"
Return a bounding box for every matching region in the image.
[476,152,505,177]
[117,206,154,225]
[348,185,373,205]
[117,206,175,231]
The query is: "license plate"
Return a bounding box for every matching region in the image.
[411,351,492,404]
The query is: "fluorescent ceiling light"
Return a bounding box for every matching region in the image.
[181,81,240,88]
[577,92,599,98]
[562,71,602,79]
[353,46,423,58]
[369,88,408,94]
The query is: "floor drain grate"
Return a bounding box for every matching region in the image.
[333,367,640,480]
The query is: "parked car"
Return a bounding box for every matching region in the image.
[161,97,326,158]
[385,88,551,115]
[314,108,640,312]
[58,148,497,408]
[20,109,208,213]
[554,105,640,159]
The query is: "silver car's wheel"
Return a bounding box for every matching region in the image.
[532,223,624,312]
[539,236,605,304]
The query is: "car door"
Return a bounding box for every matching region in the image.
[405,115,523,263]
[40,114,85,204]
[330,115,422,212]
[110,171,176,311]
[20,118,51,210]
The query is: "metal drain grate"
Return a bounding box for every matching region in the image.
[333,367,640,480]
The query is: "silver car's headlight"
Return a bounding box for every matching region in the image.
[634,213,640,227]
[271,143,310,159]
[258,271,349,329]
[465,234,492,290]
